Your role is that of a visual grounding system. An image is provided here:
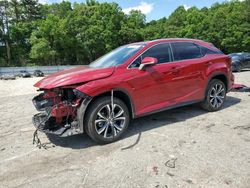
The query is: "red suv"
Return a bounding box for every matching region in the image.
[33,39,234,144]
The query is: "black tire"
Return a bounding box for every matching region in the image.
[201,79,226,112]
[84,96,130,144]
[236,64,242,72]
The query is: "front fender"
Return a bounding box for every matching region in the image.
[75,79,116,97]
[75,79,136,119]
[77,97,92,133]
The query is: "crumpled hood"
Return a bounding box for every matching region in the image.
[34,66,114,89]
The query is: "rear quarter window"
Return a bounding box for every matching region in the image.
[200,46,224,55]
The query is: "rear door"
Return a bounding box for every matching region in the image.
[167,42,207,101]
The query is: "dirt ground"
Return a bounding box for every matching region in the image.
[0,72,249,188]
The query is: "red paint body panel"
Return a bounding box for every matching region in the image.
[34,39,234,118]
[34,66,114,89]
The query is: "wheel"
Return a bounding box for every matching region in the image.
[201,79,226,111]
[85,96,130,144]
[236,64,242,72]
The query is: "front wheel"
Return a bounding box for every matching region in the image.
[201,79,226,112]
[236,64,242,72]
[85,96,130,144]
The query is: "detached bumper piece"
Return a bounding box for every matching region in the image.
[32,90,83,137]
[32,92,60,111]
[33,112,80,137]
[231,84,250,92]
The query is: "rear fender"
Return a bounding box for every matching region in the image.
[205,72,229,96]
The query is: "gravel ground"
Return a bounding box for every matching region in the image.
[0,72,249,188]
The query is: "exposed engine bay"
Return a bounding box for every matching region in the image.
[32,88,90,137]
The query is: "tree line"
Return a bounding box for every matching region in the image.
[0,0,249,67]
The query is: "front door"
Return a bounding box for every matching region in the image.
[127,43,175,115]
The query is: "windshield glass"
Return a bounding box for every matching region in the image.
[89,44,145,68]
[229,54,242,60]
[231,56,240,60]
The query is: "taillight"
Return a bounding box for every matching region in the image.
[226,56,232,71]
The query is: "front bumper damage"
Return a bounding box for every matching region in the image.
[32,89,91,137]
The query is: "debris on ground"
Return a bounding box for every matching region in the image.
[224,179,233,185]
[33,129,55,149]
[178,140,186,147]
[231,84,250,92]
[166,172,175,177]
[184,179,194,184]
[206,123,216,129]
[121,132,141,150]
[233,125,250,131]
[165,157,177,168]
[152,166,159,175]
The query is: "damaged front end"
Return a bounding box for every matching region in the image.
[32,88,91,137]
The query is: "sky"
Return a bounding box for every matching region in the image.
[39,0,230,21]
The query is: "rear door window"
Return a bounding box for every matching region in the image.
[171,42,203,61]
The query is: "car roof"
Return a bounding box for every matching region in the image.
[132,38,213,48]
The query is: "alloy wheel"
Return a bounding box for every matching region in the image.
[94,104,126,138]
[209,83,225,108]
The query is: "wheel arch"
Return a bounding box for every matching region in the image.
[113,89,135,119]
[79,88,135,133]
[88,89,135,118]
[207,72,228,92]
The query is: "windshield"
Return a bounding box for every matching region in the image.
[229,54,242,60]
[89,44,145,68]
[231,56,240,60]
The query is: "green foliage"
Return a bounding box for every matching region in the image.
[69,2,126,63]
[0,0,249,66]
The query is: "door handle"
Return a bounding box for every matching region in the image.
[171,66,181,72]
[162,66,180,74]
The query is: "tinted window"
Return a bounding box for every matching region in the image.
[171,42,202,61]
[130,43,172,68]
[229,53,244,61]
[200,46,223,55]
[243,53,250,60]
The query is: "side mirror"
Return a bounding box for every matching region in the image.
[139,57,158,70]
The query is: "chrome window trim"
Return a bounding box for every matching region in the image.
[127,41,205,69]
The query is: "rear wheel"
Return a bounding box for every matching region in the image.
[85,96,130,144]
[201,79,226,111]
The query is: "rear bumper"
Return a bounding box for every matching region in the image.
[228,72,235,91]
